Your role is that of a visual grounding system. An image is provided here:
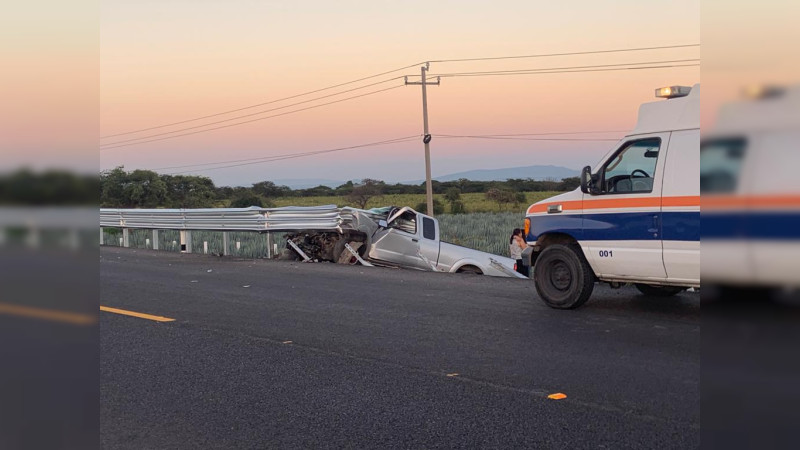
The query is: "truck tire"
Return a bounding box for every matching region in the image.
[634,284,685,297]
[456,265,482,275]
[533,244,594,309]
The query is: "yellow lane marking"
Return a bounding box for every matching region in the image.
[100,306,175,322]
[548,393,567,400]
[0,302,96,326]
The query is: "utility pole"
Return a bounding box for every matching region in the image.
[405,63,440,216]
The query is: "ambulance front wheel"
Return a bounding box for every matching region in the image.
[533,244,595,309]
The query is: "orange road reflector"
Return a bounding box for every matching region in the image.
[446,373,459,377]
[0,302,96,326]
[548,393,567,400]
[100,306,175,322]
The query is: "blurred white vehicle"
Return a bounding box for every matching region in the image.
[701,85,800,290]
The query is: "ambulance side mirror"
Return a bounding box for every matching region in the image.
[580,165,602,195]
[580,166,593,194]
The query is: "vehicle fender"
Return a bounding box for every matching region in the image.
[448,258,485,274]
[523,231,589,270]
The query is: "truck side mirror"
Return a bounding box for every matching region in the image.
[378,219,388,228]
[580,166,592,194]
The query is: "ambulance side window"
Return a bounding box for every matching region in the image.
[700,138,746,193]
[601,138,661,194]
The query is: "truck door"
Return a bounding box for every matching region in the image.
[368,209,427,269]
[417,214,441,270]
[584,134,669,281]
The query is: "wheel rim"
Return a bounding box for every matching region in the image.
[549,260,572,291]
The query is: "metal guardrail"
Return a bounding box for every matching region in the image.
[99,205,359,232]
[99,205,388,256]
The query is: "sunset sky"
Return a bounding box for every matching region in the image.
[98,0,701,186]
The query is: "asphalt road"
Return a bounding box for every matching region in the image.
[100,247,700,449]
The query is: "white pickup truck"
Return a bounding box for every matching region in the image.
[282,205,521,277]
[99,205,521,278]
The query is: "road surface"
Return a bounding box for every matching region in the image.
[100,247,699,448]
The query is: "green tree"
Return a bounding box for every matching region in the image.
[450,200,466,214]
[347,178,384,209]
[444,187,462,203]
[252,181,291,198]
[514,192,527,207]
[486,188,515,210]
[162,175,216,208]
[558,177,581,191]
[415,199,445,215]
[230,194,274,208]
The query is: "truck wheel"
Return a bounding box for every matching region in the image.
[533,244,594,309]
[634,284,685,297]
[456,265,482,275]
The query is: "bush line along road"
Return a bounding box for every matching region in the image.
[100,247,699,448]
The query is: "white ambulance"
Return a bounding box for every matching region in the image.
[521,84,700,308]
[701,85,800,292]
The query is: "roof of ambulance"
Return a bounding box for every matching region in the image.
[629,83,700,136]
[709,84,800,134]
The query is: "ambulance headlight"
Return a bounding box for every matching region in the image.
[655,86,692,99]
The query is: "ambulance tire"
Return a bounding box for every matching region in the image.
[634,284,685,297]
[534,244,595,309]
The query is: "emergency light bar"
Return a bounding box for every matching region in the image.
[655,86,691,99]
[742,85,785,99]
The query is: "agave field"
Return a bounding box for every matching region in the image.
[102,211,528,258]
[437,212,525,257]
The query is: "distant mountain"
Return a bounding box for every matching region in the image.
[407,165,579,184]
[272,178,347,189]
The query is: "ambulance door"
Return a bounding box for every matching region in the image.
[584,134,669,280]
[661,129,700,284]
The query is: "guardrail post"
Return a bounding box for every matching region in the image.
[152,230,159,250]
[99,228,104,246]
[180,230,192,253]
[27,227,40,248]
[122,228,130,248]
[266,232,272,259]
[222,232,230,256]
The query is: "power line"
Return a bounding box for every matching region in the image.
[100,76,404,148]
[436,130,628,137]
[101,62,424,139]
[429,43,700,63]
[101,85,405,151]
[152,135,419,170]
[431,63,700,78]
[436,135,619,142]
[426,59,700,77]
[150,129,626,173]
[163,135,421,174]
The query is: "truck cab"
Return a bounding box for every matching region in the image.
[369,207,519,277]
[521,85,700,308]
